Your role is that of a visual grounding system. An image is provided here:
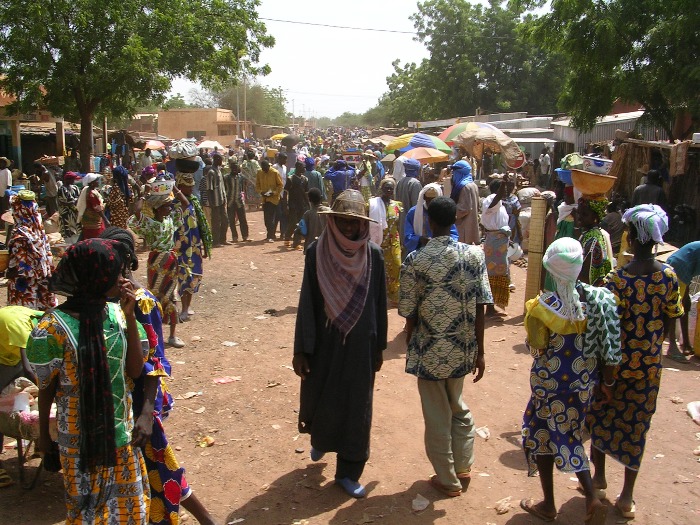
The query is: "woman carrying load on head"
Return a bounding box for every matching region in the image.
[586,204,683,521]
[26,238,150,524]
[77,173,110,239]
[128,183,187,348]
[576,196,614,286]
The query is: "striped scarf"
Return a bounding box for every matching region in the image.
[316,217,371,338]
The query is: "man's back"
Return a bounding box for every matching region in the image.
[399,237,492,380]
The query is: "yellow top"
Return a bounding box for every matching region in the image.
[524,296,587,350]
[0,306,43,366]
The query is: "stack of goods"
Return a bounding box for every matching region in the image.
[169,139,200,174]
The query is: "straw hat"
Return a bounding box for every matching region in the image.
[319,189,377,222]
[0,156,12,167]
[363,149,376,158]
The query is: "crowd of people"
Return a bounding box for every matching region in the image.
[0,128,697,525]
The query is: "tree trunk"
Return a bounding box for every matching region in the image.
[79,110,94,173]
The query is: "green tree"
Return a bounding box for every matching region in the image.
[162,93,190,110]
[514,0,700,139]
[0,0,273,170]
[372,0,565,125]
[211,83,287,126]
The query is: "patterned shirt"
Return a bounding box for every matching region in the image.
[128,213,181,252]
[399,236,493,380]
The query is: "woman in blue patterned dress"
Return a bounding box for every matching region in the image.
[587,205,682,520]
[521,237,621,524]
[101,227,218,525]
[173,173,212,323]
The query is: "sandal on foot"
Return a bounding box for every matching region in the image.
[429,475,461,497]
[667,351,691,363]
[167,336,185,348]
[615,498,636,519]
[585,503,608,525]
[309,447,325,462]
[0,468,14,488]
[335,477,366,498]
[519,498,556,522]
[178,312,190,323]
[577,481,607,500]
[457,471,471,492]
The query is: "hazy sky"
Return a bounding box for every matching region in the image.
[172,0,433,119]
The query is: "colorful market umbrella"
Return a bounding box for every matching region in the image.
[145,139,165,150]
[439,122,496,146]
[400,147,449,165]
[454,125,525,168]
[385,133,452,154]
[270,133,288,141]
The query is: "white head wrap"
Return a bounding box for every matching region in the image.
[414,183,443,237]
[542,237,585,322]
[622,204,668,245]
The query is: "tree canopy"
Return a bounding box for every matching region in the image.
[0,0,273,169]
[513,0,700,139]
[366,0,566,126]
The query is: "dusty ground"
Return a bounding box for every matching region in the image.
[1,209,699,525]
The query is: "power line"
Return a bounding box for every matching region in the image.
[284,90,378,99]
[259,17,515,39]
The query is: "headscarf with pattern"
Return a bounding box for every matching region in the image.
[50,238,130,472]
[622,204,668,245]
[542,237,585,322]
[112,165,132,204]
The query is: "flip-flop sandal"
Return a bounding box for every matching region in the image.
[666,352,691,363]
[585,503,608,525]
[519,498,556,522]
[615,498,636,519]
[576,481,607,500]
[0,468,14,488]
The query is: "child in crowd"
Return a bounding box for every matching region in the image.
[295,188,330,253]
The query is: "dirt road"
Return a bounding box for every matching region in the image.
[1,209,699,525]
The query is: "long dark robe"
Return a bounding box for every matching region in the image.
[295,242,388,463]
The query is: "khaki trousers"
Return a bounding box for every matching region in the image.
[417,377,475,491]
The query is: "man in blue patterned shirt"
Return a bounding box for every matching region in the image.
[399,196,493,498]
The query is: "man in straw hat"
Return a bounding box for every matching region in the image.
[399,196,492,498]
[293,189,387,499]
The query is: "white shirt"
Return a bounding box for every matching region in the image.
[273,163,287,186]
[140,154,154,169]
[0,168,12,193]
[539,153,551,175]
[481,194,509,230]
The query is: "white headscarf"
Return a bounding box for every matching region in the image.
[413,183,443,237]
[622,204,668,245]
[542,237,585,322]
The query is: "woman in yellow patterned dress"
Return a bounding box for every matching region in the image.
[369,178,402,304]
[27,238,150,524]
[587,205,683,520]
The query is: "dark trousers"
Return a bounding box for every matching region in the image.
[45,196,58,216]
[286,207,305,244]
[263,202,277,239]
[227,203,249,240]
[274,194,288,238]
[210,204,229,245]
[336,455,366,482]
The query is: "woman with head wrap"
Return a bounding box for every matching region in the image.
[368,177,403,303]
[26,238,150,523]
[77,172,110,239]
[128,182,187,348]
[57,171,82,243]
[576,196,614,286]
[403,183,459,254]
[173,173,212,323]
[105,165,132,229]
[543,187,577,291]
[586,204,683,520]
[450,160,481,245]
[521,238,621,525]
[6,191,57,309]
[293,189,387,499]
[100,228,218,525]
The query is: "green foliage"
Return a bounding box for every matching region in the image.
[0,0,273,168]
[211,83,287,126]
[516,0,700,138]
[162,94,190,111]
[367,0,566,126]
